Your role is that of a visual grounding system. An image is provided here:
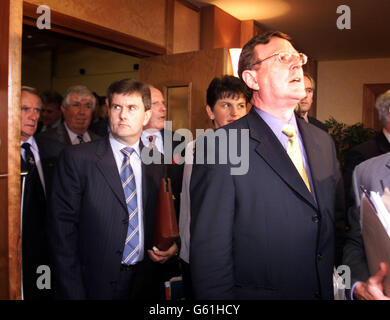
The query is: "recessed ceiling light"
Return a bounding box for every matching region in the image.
[27,35,33,39]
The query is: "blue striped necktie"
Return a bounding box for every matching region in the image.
[120,147,140,265]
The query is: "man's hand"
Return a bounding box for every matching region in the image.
[147,242,178,264]
[354,262,390,300]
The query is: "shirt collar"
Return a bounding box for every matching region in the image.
[254,107,298,139]
[21,135,38,152]
[109,133,141,159]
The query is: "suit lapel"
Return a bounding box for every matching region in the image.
[247,108,317,209]
[95,137,128,213]
[380,158,390,191]
[58,123,72,145]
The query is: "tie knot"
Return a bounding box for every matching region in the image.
[77,135,85,144]
[282,124,297,139]
[121,147,135,159]
[22,142,32,152]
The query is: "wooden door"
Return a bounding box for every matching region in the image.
[139,48,230,137]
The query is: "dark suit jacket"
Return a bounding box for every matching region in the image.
[39,122,102,145]
[48,137,166,299]
[308,116,328,133]
[343,132,390,210]
[22,135,63,300]
[190,107,344,300]
[343,152,390,290]
[160,129,185,218]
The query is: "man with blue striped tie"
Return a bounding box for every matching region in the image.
[49,79,178,299]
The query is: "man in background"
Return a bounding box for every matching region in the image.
[20,86,63,299]
[141,85,185,296]
[343,151,390,300]
[296,73,328,132]
[343,90,390,209]
[40,85,101,145]
[179,75,248,299]
[37,90,63,133]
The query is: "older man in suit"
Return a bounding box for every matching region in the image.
[343,152,390,300]
[20,86,63,300]
[40,85,101,145]
[48,79,178,300]
[343,90,390,209]
[190,31,344,300]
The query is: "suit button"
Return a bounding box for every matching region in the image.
[312,215,320,223]
[122,218,128,224]
[110,281,116,287]
[116,250,123,255]
[317,253,323,261]
[315,291,321,299]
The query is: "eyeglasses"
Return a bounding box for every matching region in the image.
[250,52,308,68]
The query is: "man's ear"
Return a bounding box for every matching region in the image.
[242,70,259,91]
[205,105,215,120]
[143,109,152,126]
[105,98,109,108]
[60,105,65,114]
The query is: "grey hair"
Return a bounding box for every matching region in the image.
[304,73,316,90]
[21,86,42,105]
[63,85,96,110]
[375,89,390,126]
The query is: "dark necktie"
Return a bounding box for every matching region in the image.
[22,143,36,172]
[120,147,140,265]
[77,135,85,144]
[148,135,156,150]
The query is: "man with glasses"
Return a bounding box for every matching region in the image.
[40,85,101,145]
[190,31,344,299]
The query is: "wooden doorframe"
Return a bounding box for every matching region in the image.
[22,2,166,57]
[0,0,23,300]
[2,0,173,300]
[363,83,390,130]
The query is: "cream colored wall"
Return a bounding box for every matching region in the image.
[52,47,140,96]
[317,58,390,125]
[25,0,166,47]
[173,2,200,54]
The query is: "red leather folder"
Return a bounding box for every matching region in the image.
[152,178,179,251]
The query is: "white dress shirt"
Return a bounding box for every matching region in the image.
[109,133,144,263]
[64,122,91,145]
[141,130,164,154]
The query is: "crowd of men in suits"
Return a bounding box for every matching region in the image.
[20,30,390,300]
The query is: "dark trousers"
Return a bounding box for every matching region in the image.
[180,259,194,300]
[112,264,137,300]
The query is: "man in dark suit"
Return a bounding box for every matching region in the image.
[48,79,178,300]
[296,73,328,132]
[343,90,390,210]
[141,86,184,213]
[37,90,63,133]
[190,31,344,300]
[40,85,101,145]
[20,86,63,300]
[141,86,184,293]
[343,152,390,300]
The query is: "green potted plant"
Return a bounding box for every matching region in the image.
[325,117,376,168]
